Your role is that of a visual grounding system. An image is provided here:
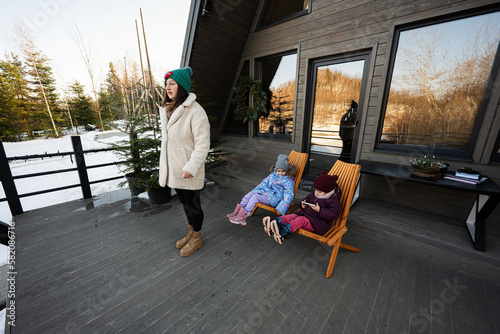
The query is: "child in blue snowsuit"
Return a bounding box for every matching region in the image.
[227,154,296,226]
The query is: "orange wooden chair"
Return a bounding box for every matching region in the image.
[296,160,361,278]
[249,150,308,217]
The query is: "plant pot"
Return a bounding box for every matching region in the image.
[147,186,171,204]
[410,163,442,179]
[411,163,441,174]
[125,173,146,196]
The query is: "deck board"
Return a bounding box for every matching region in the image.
[8,163,500,333]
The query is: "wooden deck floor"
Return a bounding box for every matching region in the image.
[8,163,500,334]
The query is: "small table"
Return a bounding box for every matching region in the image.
[356,160,500,251]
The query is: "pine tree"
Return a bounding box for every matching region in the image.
[0,53,31,141]
[99,62,126,124]
[68,80,96,131]
[0,63,17,141]
[23,40,61,137]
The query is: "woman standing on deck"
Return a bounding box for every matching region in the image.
[158,67,211,257]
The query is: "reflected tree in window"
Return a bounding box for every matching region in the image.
[257,53,297,137]
[381,13,500,150]
[311,63,363,154]
[224,61,249,135]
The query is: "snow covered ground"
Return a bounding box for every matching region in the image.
[1,130,130,225]
[0,130,134,333]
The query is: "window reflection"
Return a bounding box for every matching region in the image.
[260,0,309,27]
[311,61,363,156]
[381,12,500,151]
[256,53,297,138]
[224,61,249,135]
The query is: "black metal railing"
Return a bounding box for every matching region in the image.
[0,136,124,216]
[0,136,225,218]
[311,129,342,149]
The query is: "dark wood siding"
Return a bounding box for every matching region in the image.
[187,0,260,137]
[187,0,500,221]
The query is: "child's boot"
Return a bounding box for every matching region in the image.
[226,204,243,220]
[262,216,272,236]
[230,206,248,226]
[269,218,291,244]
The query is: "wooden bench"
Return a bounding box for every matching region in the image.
[356,160,500,251]
[296,160,361,278]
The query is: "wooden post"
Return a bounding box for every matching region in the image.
[140,8,157,107]
[139,8,160,152]
[71,136,92,199]
[0,140,23,216]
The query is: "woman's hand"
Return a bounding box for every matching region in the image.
[181,171,193,179]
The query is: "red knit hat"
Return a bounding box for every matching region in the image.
[313,171,339,193]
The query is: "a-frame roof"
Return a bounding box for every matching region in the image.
[181,0,261,139]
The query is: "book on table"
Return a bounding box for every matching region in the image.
[444,174,488,185]
[455,171,481,180]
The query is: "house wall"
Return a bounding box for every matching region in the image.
[216,0,500,222]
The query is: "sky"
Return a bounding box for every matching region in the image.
[0,0,192,95]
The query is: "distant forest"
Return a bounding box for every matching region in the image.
[0,39,159,142]
[312,68,361,127]
[260,68,361,136]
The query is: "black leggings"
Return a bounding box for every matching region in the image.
[175,188,204,232]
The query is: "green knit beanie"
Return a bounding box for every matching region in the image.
[164,67,193,93]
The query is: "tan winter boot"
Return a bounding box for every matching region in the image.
[176,226,194,249]
[180,231,203,257]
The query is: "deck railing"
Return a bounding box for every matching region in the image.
[0,136,224,218]
[311,129,343,149]
[0,136,124,216]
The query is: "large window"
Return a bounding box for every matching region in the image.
[377,9,500,159]
[223,61,249,135]
[304,54,369,175]
[255,52,297,139]
[258,0,309,29]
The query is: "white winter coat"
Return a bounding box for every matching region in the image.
[159,93,211,190]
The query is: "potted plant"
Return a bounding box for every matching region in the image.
[410,155,443,178]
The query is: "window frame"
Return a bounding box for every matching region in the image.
[301,51,371,177]
[490,130,500,164]
[375,5,500,162]
[222,60,250,136]
[253,50,298,141]
[257,0,310,30]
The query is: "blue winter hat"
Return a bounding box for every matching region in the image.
[164,67,193,93]
[275,154,290,171]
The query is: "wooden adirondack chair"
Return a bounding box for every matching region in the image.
[296,160,361,278]
[249,150,308,216]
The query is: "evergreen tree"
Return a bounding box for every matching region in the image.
[98,62,126,127]
[68,80,96,131]
[0,53,31,141]
[0,63,17,141]
[23,40,61,137]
